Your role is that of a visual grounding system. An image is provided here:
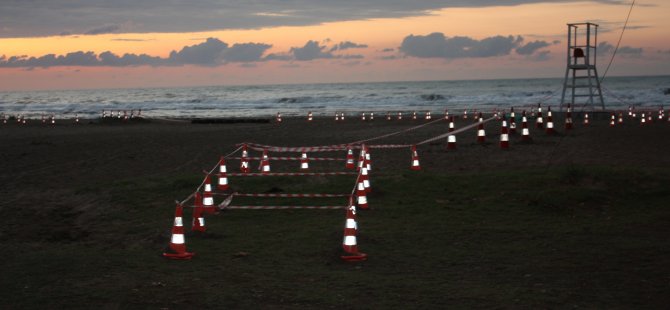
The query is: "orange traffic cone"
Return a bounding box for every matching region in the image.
[217,157,229,191]
[276,112,282,123]
[260,149,271,173]
[545,106,555,135]
[509,107,517,134]
[370,112,374,121]
[618,112,624,125]
[641,113,647,125]
[521,110,531,142]
[583,112,590,126]
[447,116,457,150]
[397,112,403,120]
[300,152,309,170]
[364,145,372,171]
[463,109,468,120]
[192,192,206,232]
[610,113,616,127]
[307,111,313,122]
[163,203,195,259]
[386,112,392,121]
[240,144,250,173]
[357,147,365,172]
[335,112,340,121]
[361,112,366,121]
[341,200,367,262]
[425,111,432,120]
[410,145,421,170]
[535,104,544,129]
[356,177,369,209]
[361,166,371,193]
[500,115,510,149]
[202,175,216,214]
[476,113,486,143]
[565,104,573,130]
[444,109,449,120]
[346,147,355,169]
[412,111,417,120]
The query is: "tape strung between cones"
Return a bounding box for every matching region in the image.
[214,193,351,198]
[221,205,348,210]
[230,156,346,161]
[226,172,358,177]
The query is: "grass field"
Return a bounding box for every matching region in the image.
[3,163,669,308]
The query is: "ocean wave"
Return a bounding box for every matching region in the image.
[420,94,445,101]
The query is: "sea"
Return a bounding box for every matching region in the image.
[1,76,668,119]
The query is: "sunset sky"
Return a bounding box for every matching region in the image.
[1,0,668,91]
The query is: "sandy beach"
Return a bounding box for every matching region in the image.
[1,113,670,308]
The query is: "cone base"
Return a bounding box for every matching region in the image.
[341,252,367,262]
[411,166,421,171]
[163,252,195,260]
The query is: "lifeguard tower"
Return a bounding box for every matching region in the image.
[560,22,605,110]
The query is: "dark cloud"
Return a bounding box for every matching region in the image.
[598,42,643,57]
[515,40,550,55]
[290,40,334,61]
[84,24,120,35]
[381,48,395,52]
[0,1,625,38]
[330,41,368,51]
[0,37,272,67]
[400,32,523,59]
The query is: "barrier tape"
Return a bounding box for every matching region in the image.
[240,142,351,152]
[417,116,495,145]
[222,205,347,210]
[348,117,446,145]
[230,156,345,161]
[226,172,358,177]
[216,193,350,198]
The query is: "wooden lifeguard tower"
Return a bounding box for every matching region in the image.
[560,22,605,110]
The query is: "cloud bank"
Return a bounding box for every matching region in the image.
[0,0,627,38]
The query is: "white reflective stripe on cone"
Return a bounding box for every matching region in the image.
[219,177,228,185]
[363,179,370,188]
[204,184,212,192]
[242,162,249,168]
[547,122,553,129]
[357,195,367,205]
[174,217,183,227]
[501,134,509,141]
[522,128,529,135]
[220,166,227,173]
[203,197,214,205]
[448,135,456,143]
[344,235,357,246]
[171,233,185,244]
[478,130,485,136]
[263,165,270,172]
[346,219,357,229]
[301,163,309,169]
[198,218,205,226]
[412,160,419,166]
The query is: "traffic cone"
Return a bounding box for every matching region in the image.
[545,106,555,135]
[300,152,309,170]
[217,157,229,191]
[240,145,250,173]
[425,111,432,120]
[260,149,271,173]
[446,116,457,150]
[356,177,369,209]
[386,112,392,121]
[276,112,282,123]
[583,112,590,126]
[361,112,366,121]
[357,147,365,172]
[476,113,486,143]
[500,115,510,149]
[361,166,371,192]
[364,145,371,171]
[565,104,573,130]
[463,109,468,120]
[618,112,624,124]
[412,111,417,120]
[335,112,340,121]
[628,106,633,117]
[370,112,374,121]
[202,175,216,214]
[397,112,403,120]
[521,110,531,142]
[307,111,313,122]
[340,112,345,121]
[410,145,421,170]
[641,113,647,125]
[610,113,616,127]
[163,203,195,259]
[509,107,517,134]
[535,104,544,129]
[346,147,355,169]
[341,200,367,262]
[192,192,206,232]
[444,109,449,120]
[74,113,80,124]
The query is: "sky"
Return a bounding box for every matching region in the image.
[0,0,668,91]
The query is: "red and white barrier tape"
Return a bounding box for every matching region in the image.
[223,205,347,210]
[239,142,351,152]
[215,193,350,198]
[230,156,345,161]
[417,116,495,145]
[226,172,358,177]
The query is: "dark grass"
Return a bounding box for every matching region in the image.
[2,165,670,308]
